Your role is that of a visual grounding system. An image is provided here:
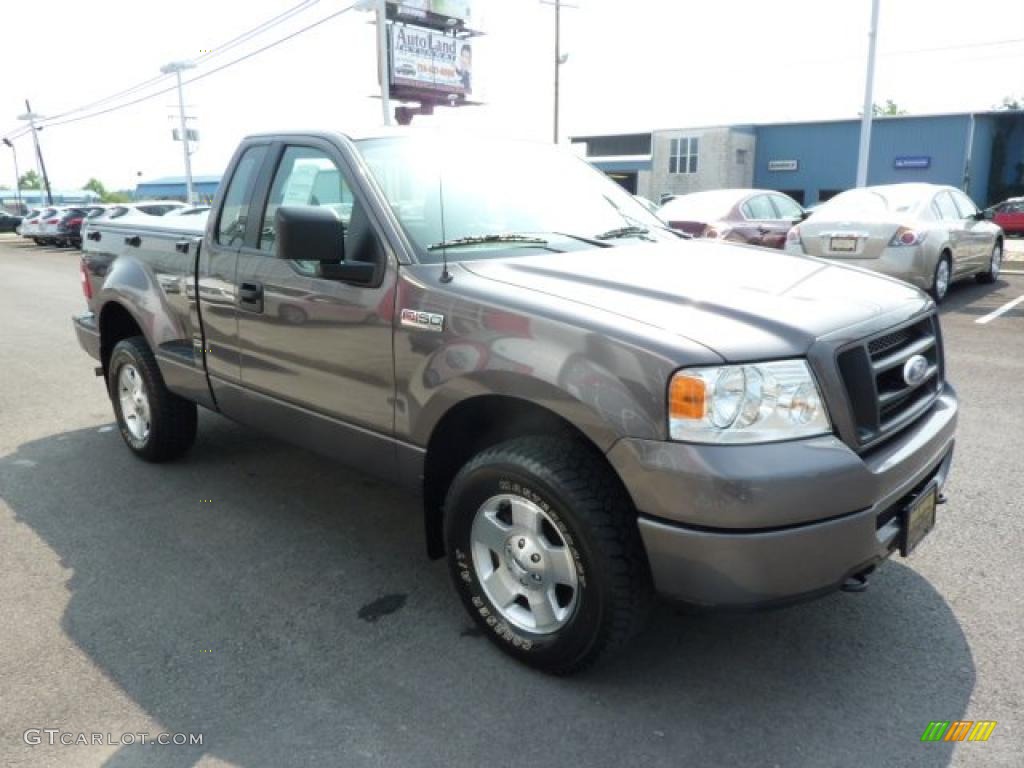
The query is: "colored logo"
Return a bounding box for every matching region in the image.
[921,721,997,742]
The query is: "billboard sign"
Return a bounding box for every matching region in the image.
[391,1,473,25]
[390,22,472,96]
[894,155,931,170]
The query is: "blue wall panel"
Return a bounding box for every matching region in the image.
[754,116,973,204]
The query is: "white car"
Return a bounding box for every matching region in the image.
[164,205,211,217]
[17,208,45,237]
[24,207,60,244]
[81,201,190,243]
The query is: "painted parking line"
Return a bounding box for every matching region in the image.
[975,294,1024,325]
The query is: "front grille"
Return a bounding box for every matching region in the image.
[837,314,943,449]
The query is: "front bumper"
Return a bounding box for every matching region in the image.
[73,312,101,362]
[609,385,957,606]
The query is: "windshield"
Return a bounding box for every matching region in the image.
[356,136,674,263]
[819,186,925,217]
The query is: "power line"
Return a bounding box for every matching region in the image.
[40,4,358,130]
[193,0,322,65]
[5,0,326,134]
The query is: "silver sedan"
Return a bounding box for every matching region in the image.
[786,183,1004,301]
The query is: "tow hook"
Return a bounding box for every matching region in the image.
[841,569,872,594]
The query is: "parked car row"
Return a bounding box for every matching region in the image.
[14,201,202,248]
[650,182,1004,302]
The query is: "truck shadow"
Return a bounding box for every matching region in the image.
[1,417,972,768]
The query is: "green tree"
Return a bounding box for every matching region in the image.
[872,99,908,117]
[18,170,41,190]
[82,177,131,203]
[83,177,108,198]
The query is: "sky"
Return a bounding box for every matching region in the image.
[1,0,1022,192]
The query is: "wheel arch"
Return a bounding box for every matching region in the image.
[98,300,147,375]
[420,393,635,559]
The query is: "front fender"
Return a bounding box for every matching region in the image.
[399,327,675,451]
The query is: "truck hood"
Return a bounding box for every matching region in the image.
[460,240,929,360]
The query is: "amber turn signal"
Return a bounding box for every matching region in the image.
[669,375,706,420]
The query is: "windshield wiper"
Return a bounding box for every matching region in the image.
[596,225,651,241]
[427,233,551,251]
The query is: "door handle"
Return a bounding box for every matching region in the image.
[87,231,101,242]
[124,235,142,247]
[175,240,191,254]
[238,281,264,312]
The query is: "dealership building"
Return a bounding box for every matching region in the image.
[571,110,1024,207]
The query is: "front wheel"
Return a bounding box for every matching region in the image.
[444,435,653,674]
[976,242,1002,284]
[930,254,951,302]
[107,337,197,462]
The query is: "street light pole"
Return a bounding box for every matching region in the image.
[161,60,197,205]
[18,101,53,205]
[541,0,574,144]
[856,0,881,188]
[2,138,21,212]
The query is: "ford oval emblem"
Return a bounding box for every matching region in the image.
[903,354,929,387]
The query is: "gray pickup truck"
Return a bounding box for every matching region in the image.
[74,130,958,673]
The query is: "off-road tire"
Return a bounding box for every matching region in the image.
[107,336,197,462]
[444,435,654,674]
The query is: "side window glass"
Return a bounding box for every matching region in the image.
[258,146,381,273]
[217,145,268,247]
[934,192,960,222]
[770,194,803,219]
[742,195,775,220]
[951,191,978,219]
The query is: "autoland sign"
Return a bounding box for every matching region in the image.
[389,22,472,98]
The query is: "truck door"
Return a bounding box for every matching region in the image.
[197,141,272,414]
[233,140,398,473]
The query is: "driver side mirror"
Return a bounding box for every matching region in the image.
[274,205,375,284]
[975,209,994,221]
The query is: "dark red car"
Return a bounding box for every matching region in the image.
[990,197,1024,235]
[657,189,806,249]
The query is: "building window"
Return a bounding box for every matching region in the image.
[669,137,699,174]
[735,148,748,165]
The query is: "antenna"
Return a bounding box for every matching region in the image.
[438,167,452,283]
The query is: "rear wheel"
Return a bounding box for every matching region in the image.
[444,435,653,674]
[976,241,1002,284]
[107,337,197,462]
[930,254,951,302]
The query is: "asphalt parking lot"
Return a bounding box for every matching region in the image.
[1,233,1022,768]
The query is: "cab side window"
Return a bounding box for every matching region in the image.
[217,145,268,247]
[258,146,384,270]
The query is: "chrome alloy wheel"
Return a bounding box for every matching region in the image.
[990,244,1002,280]
[118,364,151,442]
[935,259,950,299]
[470,494,579,634]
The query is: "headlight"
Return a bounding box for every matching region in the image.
[668,360,831,443]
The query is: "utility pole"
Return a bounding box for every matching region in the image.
[856,0,881,188]
[18,101,53,205]
[377,0,392,125]
[541,0,574,144]
[357,0,392,125]
[161,60,197,204]
[2,138,21,212]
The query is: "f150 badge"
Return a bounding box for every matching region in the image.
[401,308,445,332]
